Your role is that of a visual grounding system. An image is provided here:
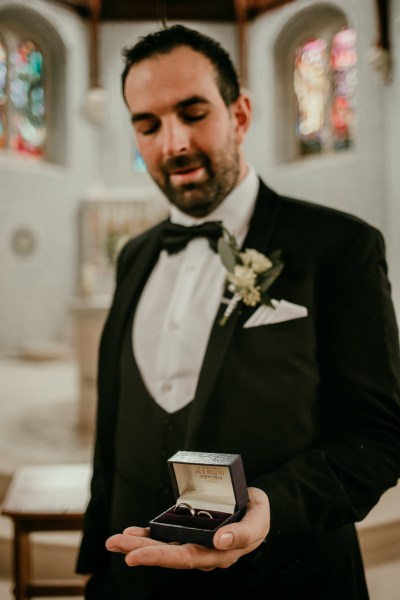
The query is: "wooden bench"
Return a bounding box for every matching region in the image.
[1,463,91,600]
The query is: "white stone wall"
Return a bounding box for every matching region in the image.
[246,0,400,319]
[0,0,95,355]
[0,1,399,354]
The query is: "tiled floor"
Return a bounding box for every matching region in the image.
[0,579,12,600]
[0,356,90,600]
[0,356,93,473]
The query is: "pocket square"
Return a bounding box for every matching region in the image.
[243,299,308,328]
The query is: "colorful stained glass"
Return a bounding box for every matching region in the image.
[9,39,46,158]
[330,28,357,150]
[293,28,357,156]
[0,37,7,149]
[294,38,330,154]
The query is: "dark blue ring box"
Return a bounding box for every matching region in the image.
[149,451,249,547]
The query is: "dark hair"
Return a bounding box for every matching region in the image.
[121,24,240,107]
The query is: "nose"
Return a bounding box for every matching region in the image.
[161,117,190,158]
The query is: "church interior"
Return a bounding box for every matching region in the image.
[0,0,399,597]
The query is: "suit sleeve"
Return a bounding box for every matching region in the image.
[252,225,400,569]
[76,244,133,574]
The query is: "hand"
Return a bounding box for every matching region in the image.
[105,487,270,571]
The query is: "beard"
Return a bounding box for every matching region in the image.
[152,142,241,217]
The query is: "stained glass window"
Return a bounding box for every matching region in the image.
[294,28,356,155]
[9,39,46,157]
[330,29,357,151]
[0,37,7,149]
[0,37,46,158]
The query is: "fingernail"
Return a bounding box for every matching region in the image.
[219,532,234,549]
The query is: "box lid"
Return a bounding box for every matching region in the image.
[168,451,249,514]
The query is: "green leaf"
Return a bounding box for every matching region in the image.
[221,226,239,251]
[258,263,284,292]
[268,249,282,262]
[217,237,237,273]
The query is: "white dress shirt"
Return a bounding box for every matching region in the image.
[133,167,259,413]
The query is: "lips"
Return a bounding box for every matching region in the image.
[163,152,209,188]
[169,165,206,186]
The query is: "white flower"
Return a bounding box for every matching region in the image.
[240,249,272,274]
[217,226,284,326]
[227,265,256,290]
[241,286,261,306]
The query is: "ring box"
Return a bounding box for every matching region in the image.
[149,450,249,547]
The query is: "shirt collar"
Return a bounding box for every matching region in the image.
[169,167,259,246]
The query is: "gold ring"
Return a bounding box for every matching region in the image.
[174,502,195,516]
[196,510,213,519]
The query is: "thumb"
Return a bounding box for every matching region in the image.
[213,487,270,550]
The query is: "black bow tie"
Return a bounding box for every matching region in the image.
[160,221,223,254]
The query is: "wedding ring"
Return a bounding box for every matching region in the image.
[174,502,195,516]
[196,510,213,519]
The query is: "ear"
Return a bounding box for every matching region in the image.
[230,91,252,144]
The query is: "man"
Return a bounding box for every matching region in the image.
[76,25,400,599]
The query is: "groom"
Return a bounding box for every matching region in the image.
[76,25,400,600]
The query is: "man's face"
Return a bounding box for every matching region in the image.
[124,46,250,217]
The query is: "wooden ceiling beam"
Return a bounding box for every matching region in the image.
[375,0,389,50]
[234,0,249,86]
[88,0,101,87]
[49,0,296,21]
[99,0,235,21]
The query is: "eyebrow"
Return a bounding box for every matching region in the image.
[131,95,210,124]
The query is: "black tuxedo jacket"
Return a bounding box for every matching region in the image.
[77,179,400,598]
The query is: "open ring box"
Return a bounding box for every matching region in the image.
[149,450,249,547]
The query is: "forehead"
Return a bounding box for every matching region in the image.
[124,46,222,111]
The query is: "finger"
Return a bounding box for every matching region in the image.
[213,487,270,551]
[124,541,239,570]
[106,532,162,554]
[123,526,150,537]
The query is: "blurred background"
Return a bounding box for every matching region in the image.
[0,1,399,598]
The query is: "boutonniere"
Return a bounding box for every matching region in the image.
[217,227,284,326]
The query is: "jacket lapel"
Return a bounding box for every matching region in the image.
[98,225,163,412]
[105,229,162,339]
[184,180,281,447]
[96,225,164,484]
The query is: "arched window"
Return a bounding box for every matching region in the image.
[0,35,8,148]
[274,6,357,163]
[8,38,46,158]
[330,28,357,150]
[294,28,357,155]
[0,6,66,165]
[0,33,47,158]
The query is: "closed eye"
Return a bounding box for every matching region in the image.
[178,96,210,124]
[133,119,160,136]
[182,112,207,123]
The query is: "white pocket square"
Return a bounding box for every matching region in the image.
[243,299,308,328]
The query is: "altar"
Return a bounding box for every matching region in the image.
[69,294,110,431]
[70,193,167,431]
